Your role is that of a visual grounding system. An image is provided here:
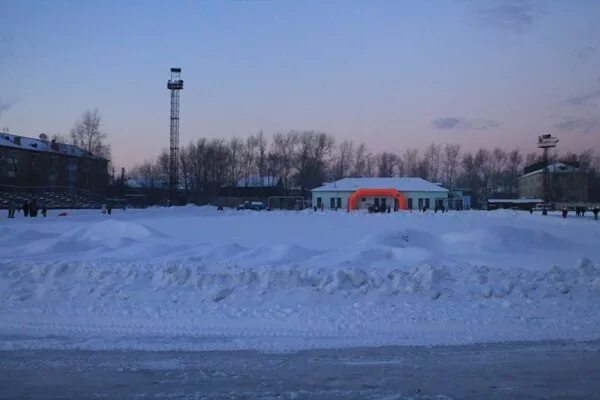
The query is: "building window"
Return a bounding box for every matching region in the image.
[361,198,366,202]
[330,197,335,209]
[336,197,342,208]
[316,197,322,208]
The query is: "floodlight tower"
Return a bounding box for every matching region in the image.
[537,133,559,214]
[167,68,183,204]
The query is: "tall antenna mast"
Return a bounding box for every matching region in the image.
[537,133,559,215]
[167,67,183,204]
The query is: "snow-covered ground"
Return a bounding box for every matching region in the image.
[1,206,599,351]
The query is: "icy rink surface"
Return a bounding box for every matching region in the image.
[1,206,599,351]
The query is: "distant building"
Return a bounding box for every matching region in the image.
[487,198,543,210]
[518,162,588,204]
[311,177,448,210]
[0,132,109,192]
[447,189,471,210]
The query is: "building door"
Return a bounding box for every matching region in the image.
[330,198,335,209]
[374,198,380,208]
[316,197,322,208]
[418,198,423,209]
[425,198,430,209]
[408,198,413,209]
[381,198,387,209]
[336,197,342,209]
[435,199,444,209]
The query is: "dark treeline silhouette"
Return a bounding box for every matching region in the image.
[128,131,600,205]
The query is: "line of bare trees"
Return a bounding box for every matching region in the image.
[128,131,600,204]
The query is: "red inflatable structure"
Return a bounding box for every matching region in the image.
[347,188,408,210]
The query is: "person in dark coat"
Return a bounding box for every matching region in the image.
[8,202,16,218]
[41,203,47,218]
[23,201,30,217]
[562,207,568,219]
[593,206,599,221]
[107,201,112,215]
[29,198,38,217]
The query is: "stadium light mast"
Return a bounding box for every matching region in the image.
[167,67,183,205]
[537,133,559,215]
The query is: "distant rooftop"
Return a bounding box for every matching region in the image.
[312,177,448,192]
[520,162,580,179]
[0,132,99,159]
[236,175,280,188]
[488,198,543,204]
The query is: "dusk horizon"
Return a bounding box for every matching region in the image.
[1,0,599,169]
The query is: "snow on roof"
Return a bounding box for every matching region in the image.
[0,132,98,158]
[520,162,580,179]
[488,198,543,204]
[236,175,280,187]
[312,177,448,192]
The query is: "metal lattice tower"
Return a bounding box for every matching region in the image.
[537,134,559,214]
[167,68,183,203]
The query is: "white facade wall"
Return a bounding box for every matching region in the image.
[311,190,448,210]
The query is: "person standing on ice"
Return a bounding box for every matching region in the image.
[22,200,29,217]
[41,203,47,218]
[29,198,38,217]
[593,206,599,220]
[8,201,16,218]
[562,207,568,219]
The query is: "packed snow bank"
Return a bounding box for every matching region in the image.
[1,207,599,351]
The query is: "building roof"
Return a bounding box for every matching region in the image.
[236,175,280,187]
[520,162,580,179]
[312,177,448,193]
[488,198,543,204]
[0,132,98,158]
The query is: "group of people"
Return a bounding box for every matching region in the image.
[7,199,48,218]
[562,205,600,220]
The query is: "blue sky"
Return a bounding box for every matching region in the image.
[1,0,599,168]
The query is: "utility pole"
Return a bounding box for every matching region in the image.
[167,67,183,205]
[537,134,559,215]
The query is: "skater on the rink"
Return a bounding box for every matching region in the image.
[22,200,30,217]
[562,207,568,219]
[593,206,599,220]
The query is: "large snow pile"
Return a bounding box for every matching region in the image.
[1,207,599,351]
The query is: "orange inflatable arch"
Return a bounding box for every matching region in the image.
[347,188,408,210]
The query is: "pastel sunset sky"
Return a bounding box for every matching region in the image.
[1,0,599,168]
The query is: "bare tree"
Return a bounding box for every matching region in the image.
[70,109,111,159]
[375,152,396,177]
[129,160,164,189]
[241,134,258,186]
[294,131,335,190]
[490,147,508,195]
[506,149,523,196]
[272,131,299,189]
[352,143,368,177]
[423,143,442,182]
[442,144,461,188]
[402,148,419,177]
[332,140,354,180]
[227,137,244,185]
[256,131,268,185]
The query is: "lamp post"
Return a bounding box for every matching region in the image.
[537,134,559,215]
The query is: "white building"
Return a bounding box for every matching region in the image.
[311,177,449,210]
